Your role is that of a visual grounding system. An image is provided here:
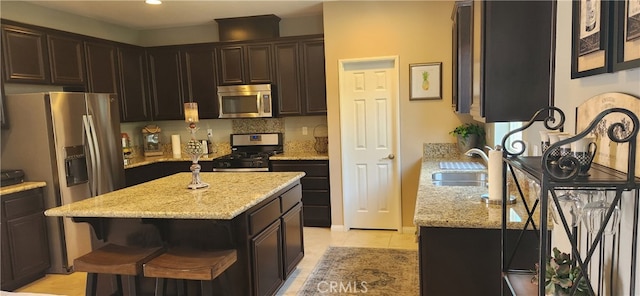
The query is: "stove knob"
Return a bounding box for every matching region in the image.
[225,162,231,168]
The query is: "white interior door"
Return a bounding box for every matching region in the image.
[339,56,401,231]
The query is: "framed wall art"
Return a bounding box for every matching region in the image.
[409,62,442,100]
[571,0,612,78]
[611,0,640,71]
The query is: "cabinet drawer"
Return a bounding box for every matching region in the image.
[301,163,328,177]
[280,184,302,213]
[301,177,329,190]
[3,190,44,220]
[303,205,331,227]
[302,190,330,206]
[249,198,281,235]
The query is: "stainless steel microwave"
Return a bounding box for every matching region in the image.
[217,84,274,119]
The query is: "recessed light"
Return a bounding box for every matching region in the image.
[145,0,162,4]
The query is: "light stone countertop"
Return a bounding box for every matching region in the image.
[45,172,305,220]
[124,151,229,169]
[270,151,329,160]
[413,158,539,230]
[0,182,47,195]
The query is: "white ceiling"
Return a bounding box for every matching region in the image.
[21,0,325,30]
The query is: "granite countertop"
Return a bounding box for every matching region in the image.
[45,172,305,220]
[0,182,47,195]
[270,151,329,160]
[413,157,538,230]
[124,151,229,169]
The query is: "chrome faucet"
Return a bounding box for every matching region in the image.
[465,148,489,164]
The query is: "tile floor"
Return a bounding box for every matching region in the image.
[14,227,418,296]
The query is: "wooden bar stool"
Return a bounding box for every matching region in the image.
[74,244,164,296]
[143,248,237,296]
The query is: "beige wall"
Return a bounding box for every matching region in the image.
[323,1,466,228]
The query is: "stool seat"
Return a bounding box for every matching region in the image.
[74,244,164,296]
[143,248,237,281]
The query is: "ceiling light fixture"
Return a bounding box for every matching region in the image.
[145,0,162,4]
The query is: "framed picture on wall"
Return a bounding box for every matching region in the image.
[409,62,442,100]
[611,0,640,71]
[571,0,612,78]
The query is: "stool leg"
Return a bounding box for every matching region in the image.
[154,278,165,296]
[200,280,214,295]
[115,275,124,296]
[123,275,139,296]
[176,279,187,296]
[85,273,98,296]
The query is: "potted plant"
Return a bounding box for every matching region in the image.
[450,123,485,154]
[533,247,589,296]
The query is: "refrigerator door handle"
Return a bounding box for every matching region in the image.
[87,115,102,195]
[82,115,98,197]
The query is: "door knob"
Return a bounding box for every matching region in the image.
[386,154,395,159]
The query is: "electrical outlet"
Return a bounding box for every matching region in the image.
[302,127,308,135]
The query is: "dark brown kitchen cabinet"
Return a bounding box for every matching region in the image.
[124,161,214,187]
[218,43,273,85]
[117,45,151,122]
[147,47,185,120]
[47,33,85,85]
[182,45,219,119]
[271,160,331,227]
[274,37,326,116]
[84,40,119,94]
[249,183,303,296]
[470,0,555,122]
[1,24,50,83]
[1,188,51,291]
[251,220,283,296]
[452,1,472,114]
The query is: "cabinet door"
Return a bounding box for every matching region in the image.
[251,220,283,296]
[84,41,119,94]
[7,212,50,281]
[147,47,184,120]
[452,2,472,114]
[218,46,245,85]
[183,46,219,119]
[1,220,13,286]
[282,203,303,277]
[47,34,85,85]
[300,39,327,114]
[117,46,150,122]
[1,24,50,83]
[246,44,273,84]
[274,42,302,116]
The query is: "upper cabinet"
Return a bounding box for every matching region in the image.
[84,40,119,94]
[218,42,273,85]
[181,44,219,119]
[1,24,50,84]
[274,36,326,116]
[47,33,85,85]
[117,45,151,122]
[469,0,555,122]
[451,1,472,114]
[146,47,185,121]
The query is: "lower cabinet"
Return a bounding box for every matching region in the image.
[0,188,51,291]
[124,161,214,187]
[419,227,543,296]
[249,185,304,296]
[271,160,331,227]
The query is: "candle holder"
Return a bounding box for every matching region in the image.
[184,103,208,190]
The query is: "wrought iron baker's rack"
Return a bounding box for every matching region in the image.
[499,107,640,295]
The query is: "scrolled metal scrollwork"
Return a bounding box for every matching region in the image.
[501,107,565,157]
[543,107,639,182]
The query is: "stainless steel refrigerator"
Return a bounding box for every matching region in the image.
[1,92,124,273]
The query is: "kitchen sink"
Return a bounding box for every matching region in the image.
[431,171,488,187]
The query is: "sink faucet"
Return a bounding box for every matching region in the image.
[465,148,489,164]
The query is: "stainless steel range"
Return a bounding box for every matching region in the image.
[212,133,283,172]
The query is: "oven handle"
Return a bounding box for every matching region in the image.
[212,168,270,172]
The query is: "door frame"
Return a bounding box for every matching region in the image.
[338,55,402,232]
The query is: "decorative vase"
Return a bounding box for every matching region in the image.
[457,134,479,154]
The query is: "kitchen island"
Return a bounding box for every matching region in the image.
[414,156,544,296]
[46,172,305,296]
